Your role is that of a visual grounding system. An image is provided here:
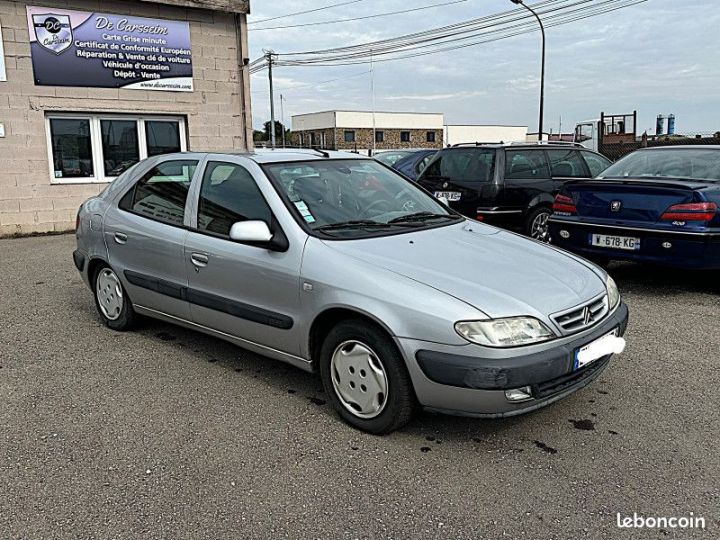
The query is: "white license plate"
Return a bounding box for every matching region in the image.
[575,329,625,369]
[434,191,461,202]
[590,233,640,251]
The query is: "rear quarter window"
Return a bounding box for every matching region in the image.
[422,149,495,183]
[504,150,551,180]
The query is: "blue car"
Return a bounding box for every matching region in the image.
[548,146,720,269]
[392,149,438,180]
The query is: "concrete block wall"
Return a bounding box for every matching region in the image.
[0,0,251,236]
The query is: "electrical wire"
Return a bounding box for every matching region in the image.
[249,0,371,26]
[250,70,372,94]
[249,0,469,31]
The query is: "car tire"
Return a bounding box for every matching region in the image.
[319,320,416,434]
[93,264,136,331]
[525,206,552,242]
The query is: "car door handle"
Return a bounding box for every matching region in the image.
[114,232,128,245]
[190,253,209,268]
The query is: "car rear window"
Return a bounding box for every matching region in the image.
[423,149,495,183]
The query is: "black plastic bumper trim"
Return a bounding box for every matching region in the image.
[416,302,629,390]
[72,250,85,272]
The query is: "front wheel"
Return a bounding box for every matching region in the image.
[93,264,136,331]
[319,320,416,434]
[525,207,552,242]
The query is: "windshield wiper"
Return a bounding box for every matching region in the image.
[316,220,419,232]
[387,212,456,224]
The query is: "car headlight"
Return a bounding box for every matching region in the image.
[455,317,556,348]
[606,275,620,310]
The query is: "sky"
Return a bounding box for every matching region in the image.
[247,0,720,135]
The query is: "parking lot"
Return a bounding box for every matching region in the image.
[1,233,718,539]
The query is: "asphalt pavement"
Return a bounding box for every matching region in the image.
[1,234,718,539]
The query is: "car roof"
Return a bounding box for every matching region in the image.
[441,142,587,150]
[156,149,374,164]
[638,145,720,151]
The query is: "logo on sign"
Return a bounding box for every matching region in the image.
[33,14,73,55]
[610,200,622,212]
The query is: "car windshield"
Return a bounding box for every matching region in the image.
[375,151,413,166]
[263,159,461,238]
[600,148,720,181]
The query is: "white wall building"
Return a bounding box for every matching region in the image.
[444,125,528,146]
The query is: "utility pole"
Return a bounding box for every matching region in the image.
[280,93,286,148]
[370,53,376,155]
[510,0,545,140]
[266,50,277,148]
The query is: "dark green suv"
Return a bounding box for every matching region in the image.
[417,143,611,241]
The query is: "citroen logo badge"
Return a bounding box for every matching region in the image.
[583,306,594,325]
[610,200,622,212]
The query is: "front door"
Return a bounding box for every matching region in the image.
[184,159,304,357]
[104,158,200,320]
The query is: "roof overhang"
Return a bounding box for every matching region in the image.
[139,0,249,14]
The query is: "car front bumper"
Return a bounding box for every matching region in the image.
[548,219,720,269]
[397,302,629,418]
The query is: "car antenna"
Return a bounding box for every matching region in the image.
[311,146,330,158]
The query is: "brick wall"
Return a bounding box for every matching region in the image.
[0,0,251,236]
[292,127,443,151]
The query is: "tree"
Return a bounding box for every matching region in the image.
[263,120,287,142]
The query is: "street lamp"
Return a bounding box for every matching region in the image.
[511,0,545,140]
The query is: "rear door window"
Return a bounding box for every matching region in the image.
[423,149,495,183]
[545,149,589,178]
[119,159,198,226]
[504,150,551,180]
[581,151,612,177]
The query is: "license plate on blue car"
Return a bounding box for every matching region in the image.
[590,233,640,251]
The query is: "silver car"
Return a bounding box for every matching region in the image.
[74,150,629,434]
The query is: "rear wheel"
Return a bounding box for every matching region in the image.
[319,320,416,434]
[93,264,136,331]
[525,206,552,242]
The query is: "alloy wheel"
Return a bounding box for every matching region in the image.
[531,211,551,243]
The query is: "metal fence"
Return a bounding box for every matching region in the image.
[600,132,720,161]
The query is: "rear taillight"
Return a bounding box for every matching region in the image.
[660,202,717,222]
[553,194,577,215]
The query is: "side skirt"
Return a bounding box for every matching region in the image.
[133,304,314,373]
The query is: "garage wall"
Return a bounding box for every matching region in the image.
[0,0,251,236]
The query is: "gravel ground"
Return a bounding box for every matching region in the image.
[1,233,718,539]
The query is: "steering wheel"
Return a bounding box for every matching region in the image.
[362,199,393,218]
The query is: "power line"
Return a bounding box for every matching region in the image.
[250,0,469,31]
[249,0,370,26]
[250,70,372,94]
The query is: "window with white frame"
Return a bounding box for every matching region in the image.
[45,114,187,184]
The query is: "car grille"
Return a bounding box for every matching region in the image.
[551,294,609,334]
[533,356,611,399]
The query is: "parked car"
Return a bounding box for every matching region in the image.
[548,146,720,269]
[74,149,628,434]
[374,150,417,167]
[416,143,611,240]
[392,149,438,180]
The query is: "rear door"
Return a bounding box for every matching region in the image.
[546,148,591,193]
[500,148,553,215]
[183,158,304,357]
[104,157,200,320]
[416,148,498,218]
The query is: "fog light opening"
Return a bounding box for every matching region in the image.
[559,230,570,239]
[505,386,534,403]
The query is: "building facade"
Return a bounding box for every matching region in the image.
[0,0,252,236]
[444,124,528,146]
[291,110,444,152]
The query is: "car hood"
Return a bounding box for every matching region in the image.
[322,221,606,320]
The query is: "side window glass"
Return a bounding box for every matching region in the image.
[505,150,551,180]
[197,162,272,236]
[119,159,198,226]
[546,149,588,178]
[583,151,612,177]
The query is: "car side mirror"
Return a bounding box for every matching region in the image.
[229,220,273,243]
